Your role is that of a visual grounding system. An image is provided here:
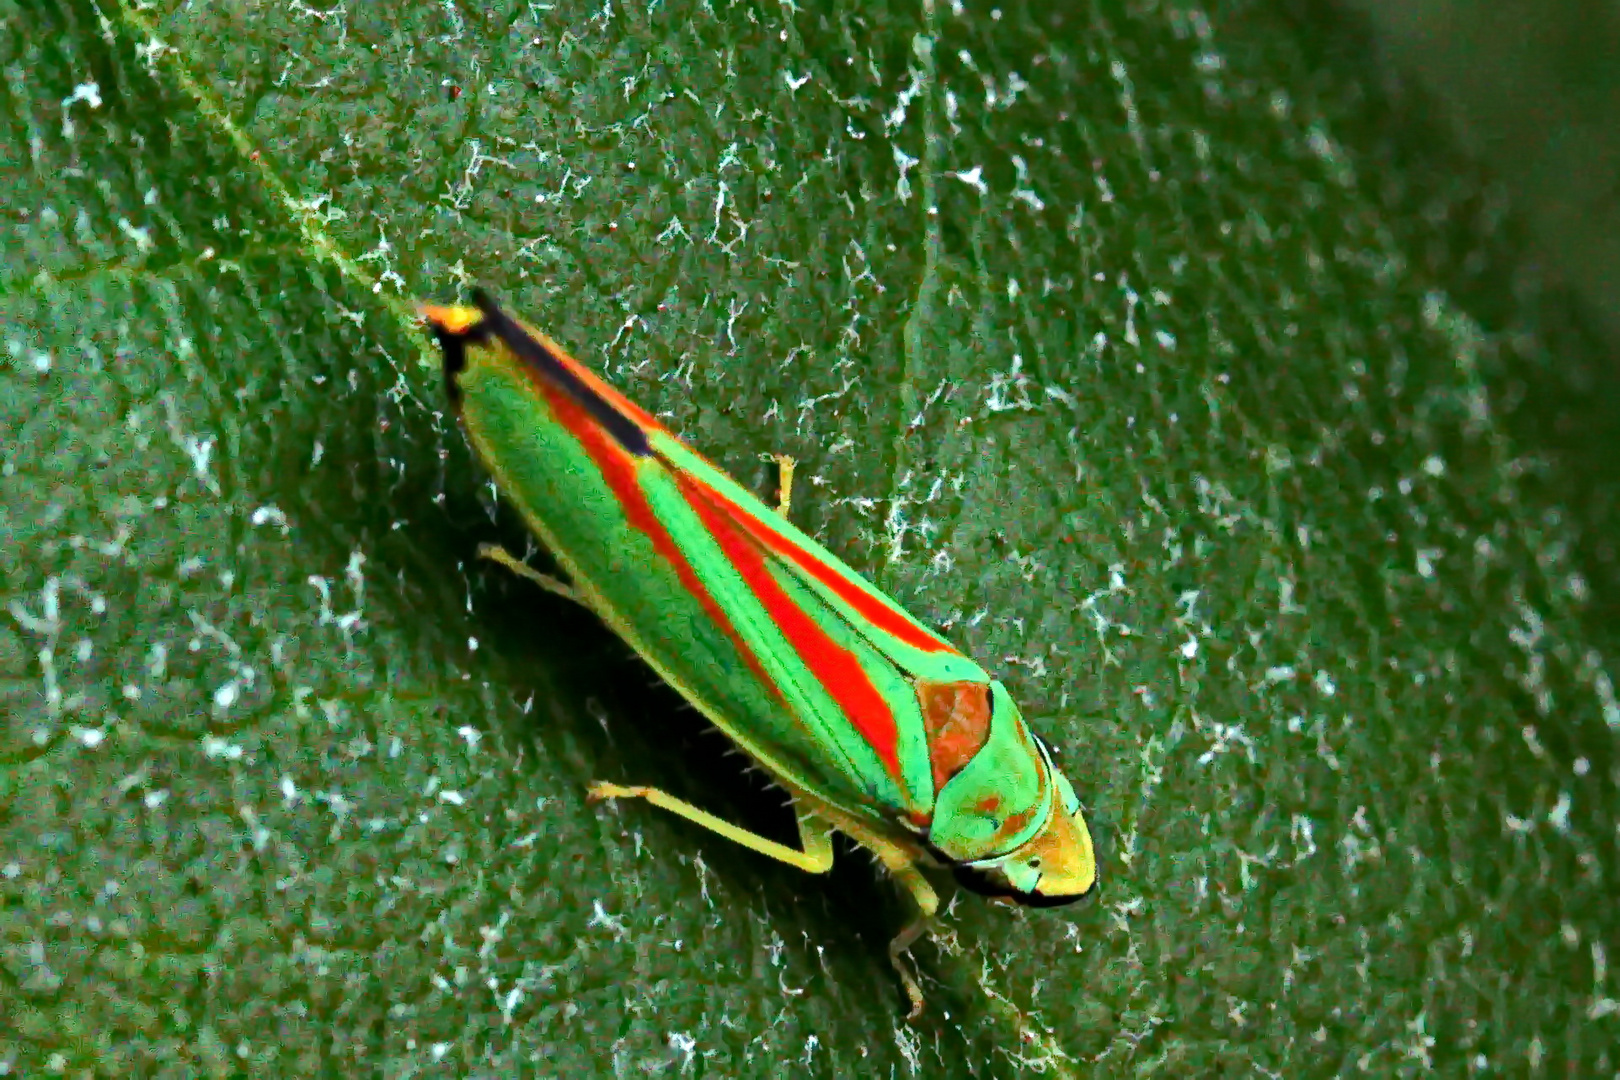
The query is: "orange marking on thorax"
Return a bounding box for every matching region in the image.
[915,679,993,795]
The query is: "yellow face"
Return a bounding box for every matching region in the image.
[954,751,1097,905]
[419,302,485,336]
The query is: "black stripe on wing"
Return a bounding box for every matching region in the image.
[471,289,653,459]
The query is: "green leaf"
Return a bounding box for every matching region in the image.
[3,0,1616,1075]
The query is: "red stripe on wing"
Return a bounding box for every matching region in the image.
[675,473,907,791]
[693,481,961,657]
[535,381,782,705]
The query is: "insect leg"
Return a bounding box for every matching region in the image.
[476,542,586,606]
[830,819,939,1021]
[768,453,796,518]
[885,872,938,1023]
[587,782,835,874]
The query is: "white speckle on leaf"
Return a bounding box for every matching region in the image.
[59,81,102,139]
[71,726,106,749]
[183,433,217,490]
[588,900,629,939]
[116,218,155,252]
[250,505,290,533]
[7,577,61,636]
[1012,185,1045,212]
[883,53,926,134]
[498,983,524,1024]
[1292,814,1317,860]
[1596,669,1619,730]
[893,146,918,202]
[951,166,988,195]
[1548,791,1572,834]
[201,735,243,761]
[669,1032,697,1072]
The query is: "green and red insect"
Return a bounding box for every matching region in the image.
[422,291,1096,1017]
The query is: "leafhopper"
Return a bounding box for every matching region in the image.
[422,291,1096,1017]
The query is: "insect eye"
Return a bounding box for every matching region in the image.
[1028,856,1042,868]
